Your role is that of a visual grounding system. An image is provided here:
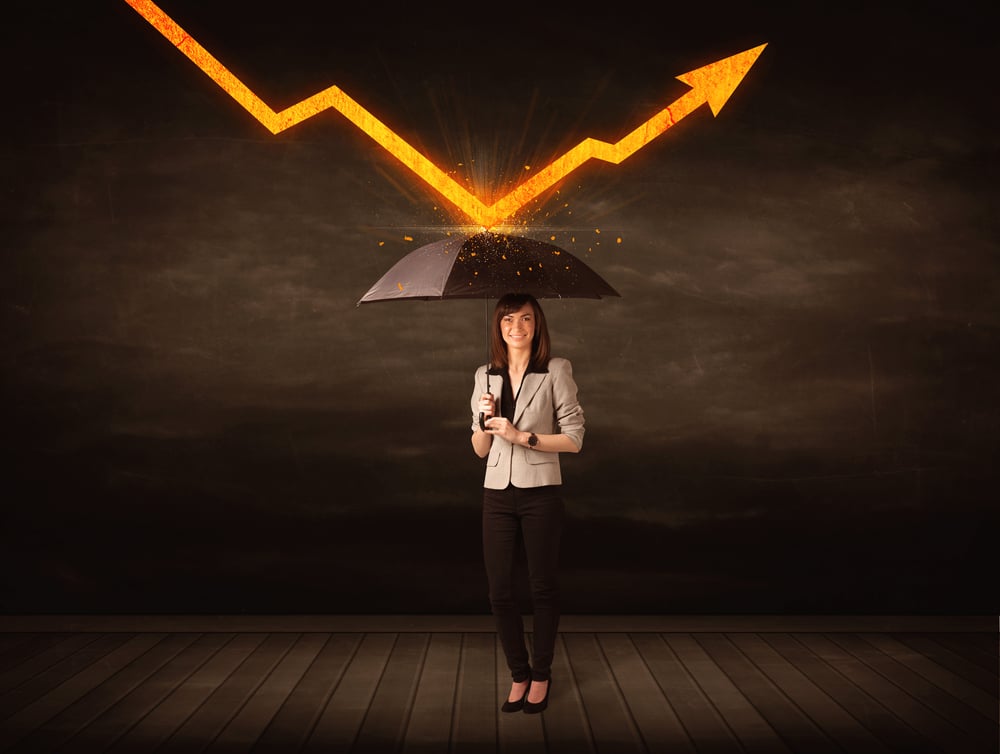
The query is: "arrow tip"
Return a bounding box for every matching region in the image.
[676,43,767,116]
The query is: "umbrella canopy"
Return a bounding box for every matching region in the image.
[357,231,620,304]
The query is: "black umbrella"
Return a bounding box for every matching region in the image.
[358,230,620,427]
[357,231,620,302]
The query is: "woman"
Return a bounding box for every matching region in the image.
[470,292,585,714]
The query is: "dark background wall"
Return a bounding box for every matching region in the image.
[2,2,996,615]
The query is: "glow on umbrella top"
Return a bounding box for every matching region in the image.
[358,232,620,304]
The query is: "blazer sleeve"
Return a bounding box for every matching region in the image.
[551,358,585,450]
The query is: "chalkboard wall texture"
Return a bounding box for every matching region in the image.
[3,3,996,614]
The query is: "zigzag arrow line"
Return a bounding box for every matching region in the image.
[124,0,765,228]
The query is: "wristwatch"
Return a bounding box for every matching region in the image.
[527,433,539,449]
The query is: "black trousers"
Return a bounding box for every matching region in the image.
[482,483,563,683]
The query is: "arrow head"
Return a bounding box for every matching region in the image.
[675,43,767,116]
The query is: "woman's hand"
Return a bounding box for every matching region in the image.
[478,393,496,423]
[471,394,495,458]
[484,416,526,445]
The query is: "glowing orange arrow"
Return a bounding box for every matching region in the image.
[487,45,767,225]
[123,0,765,228]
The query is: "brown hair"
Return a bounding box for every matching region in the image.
[489,293,551,371]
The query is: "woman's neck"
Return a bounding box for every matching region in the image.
[507,352,530,374]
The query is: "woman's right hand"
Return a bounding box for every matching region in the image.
[478,393,496,424]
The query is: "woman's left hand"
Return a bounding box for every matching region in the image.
[484,416,524,445]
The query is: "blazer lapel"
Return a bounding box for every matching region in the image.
[513,372,545,425]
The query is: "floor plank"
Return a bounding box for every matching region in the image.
[562,632,644,754]
[728,633,893,754]
[760,632,938,754]
[351,632,428,754]
[302,632,396,753]
[860,633,998,723]
[0,637,31,658]
[665,633,793,754]
[6,633,199,754]
[953,632,999,652]
[928,633,999,673]
[695,633,840,754]
[0,634,133,721]
[630,633,742,754]
[153,632,300,753]
[0,635,72,675]
[57,633,235,753]
[0,633,164,751]
[252,633,362,753]
[795,632,978,754]
[895,633,999,694]
[0,634,106,699]
[542,633,595,754]
[450,632,496,754]
[597,633,696,754]
[105,633,265,753]
[207,632,328,752]
[402,632,461,754]
[829,632,996,749]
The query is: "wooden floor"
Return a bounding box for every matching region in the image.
[0,617,996,753]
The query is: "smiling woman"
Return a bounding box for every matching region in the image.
[469,292,585,714]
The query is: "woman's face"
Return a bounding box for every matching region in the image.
[500,303,536,354]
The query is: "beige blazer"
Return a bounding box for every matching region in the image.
[470,357,585,490]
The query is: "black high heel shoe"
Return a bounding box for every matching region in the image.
[501,682,530,713]
[523,679,551,714]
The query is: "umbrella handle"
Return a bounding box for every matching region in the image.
[479,362,490,431]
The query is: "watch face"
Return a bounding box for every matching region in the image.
[529,433,538,446]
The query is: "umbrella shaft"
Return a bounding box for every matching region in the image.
[482,296,489,431]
